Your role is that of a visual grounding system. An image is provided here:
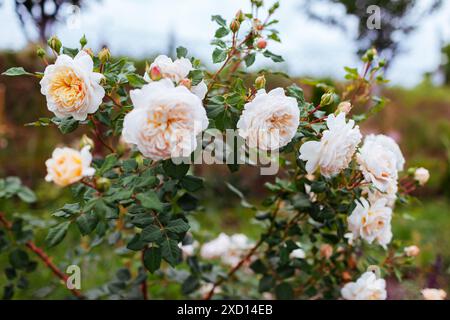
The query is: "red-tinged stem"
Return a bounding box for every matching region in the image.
[141,249,148,300]
[308,104,322,116]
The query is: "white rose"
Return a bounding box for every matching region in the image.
[347,197,393,248]
[366,134,405,171]
[363,180,398,208]
[421,288,447,300]
[357,134,401,192]
[341,271,387,300]
[404,245,420,257]
[200,233,231,260]
[414,167,430,186]
[45,146,95,187]
[200,233,253,267]
[237,88,299,150]
[40,51,105,120]
[179,241,199,258]
[299,113,362,178]
[122,79,208,160]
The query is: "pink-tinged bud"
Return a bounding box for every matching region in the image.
[253,19,263,31]
[149,66,162,81]
[320,244,333,259]
[404,245,420,257]
[83,48,94,58]
[336,101,352,114]
[230,19,240,33]
[179,78,192,90]
[254,75,266,90]
[256,38,267,49]
[235,10,245,23]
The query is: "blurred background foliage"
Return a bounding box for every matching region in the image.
[0,0,449,299]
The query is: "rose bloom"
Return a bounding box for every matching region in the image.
[145,55,208,100]
[299,113,362,178]
[289,248,306,259]
[45,146,95,187]
[200,233,253,267]
[40,51,105,120]
[122,79,208,160]
[363,180,398,208]
[357,134,403,192]
[414,167,430,186]
[404,245,420,257]
[421,288,447,300]
[341,271,387,300]
[347,197,393,248]
[237,88,299,150]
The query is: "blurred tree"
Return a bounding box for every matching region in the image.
[304,0,442,65]
[0,0,88,43]
[440,43,450,85]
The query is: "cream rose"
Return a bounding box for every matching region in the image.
[363,180,398,208]
[341,271,387,300]
[237,88,299,150]
[45,146,95,187]
[200,233,253,267]
[421,288,447,300]
[404,245,420,257]
[357,134,402,192]
[40,51,105,120]
[414,167,430,186]
[122,79,208,160]
[347,197,393,248]
[145,55,208,99]
[299,113,362,178]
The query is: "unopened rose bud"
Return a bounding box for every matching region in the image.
[79,134,95,150]
[414,167,430,186]
[378,59,386,67]
[342,271,352,281]
[363,48,377,62]
[79,34,87,48]
[320,92,334,106]
[404,245,420,257]
[135,154,144,167]
[230,19,240,33]
[96,177,111,192]
[149,66,162,81]
[254,75,266,90]
[47,36,62,54]
[179,78,192,90]
[253,18,263,31]
[256,38,267,49]
[251,0,264,8]
[320,244,333,259]
[83,48,94,57]
[235,10,245,23]
[269,1,280,15]
[36,46,46,58]
[98,47,111,63]
[336,101,352,114]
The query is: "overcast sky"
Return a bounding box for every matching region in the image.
[1,0,450,87]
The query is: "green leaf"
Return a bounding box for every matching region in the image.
[188,69,204,86]
[76,212,99,236]
[17,187,36,203]
[54,117,79,134]
[211,15,227,27]
[45,221,71,248]
[263,50,284,63]
[180,175,204,192]
[126,74,146,88]
[161,239,181,266]
[166,219,190,234]
[212,48,228,64]
[182,275,200,295]
[140,225,163,243]
[215,27,230,38]
[176,46,188,58]
[53,203,81,218]
[244,53,256,67]
[99,154,118,175]
[275,282,294,299]
[258,275,275,293]
[9,249,29,269]
[143,247,162,273]
[62,47,79,58]
[126,234,145,251]
[2,67,33,77]
[136,191,163,212]
[162,160,190,179]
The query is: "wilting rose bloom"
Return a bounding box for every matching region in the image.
[357,134,403,192]
[122,79,208,160]
[200,233,253,267]
[299,113,362,178]
[347,197,393,248]
[145,55,208,100]
[363,181,398,208]
[404,245,420,257]
[421,288,447,300]
[237,88,299,150]
[341,271,387,300]
[45,146,95,187]
[414,167,430,186]
[40,51,105,120]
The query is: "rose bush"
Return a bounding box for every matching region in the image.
[0,0,440,300]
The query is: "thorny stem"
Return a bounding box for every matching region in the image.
[88,115,115,153]
[205,198,283,300]
[0,212,83,298]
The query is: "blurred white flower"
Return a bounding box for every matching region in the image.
[289,248,306,259]
[363,181,398,208]
[299,113,361,178]
[357,134,402,192]
[421,288,447,300]
[414,167,430,186]
[40,51,104,120]
[179,241,199,257]
[45,146,95,187]
[404,245,420,257]
[122,79,208,160]
[347,197,393,248]
[341,271,387,300]
[200,233,253,267]
[237,88,299,150]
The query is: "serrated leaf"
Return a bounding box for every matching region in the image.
[263,50,284,63]
[76,213,99,236]
[143,247,162,273]
[180,175,203,192]
[45,221,71,248]
[140,225,163,243]
[212,48,227,64]
[161,239,181,266]
[136,191,163,212]
[2,67,33,77]
[176,46,188,58]
[215,27,229,38]
[166,219,190,234]
[162,160,190,179]
[211,15,226,27]
[244,53,256,67]
[17,187,36,203]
